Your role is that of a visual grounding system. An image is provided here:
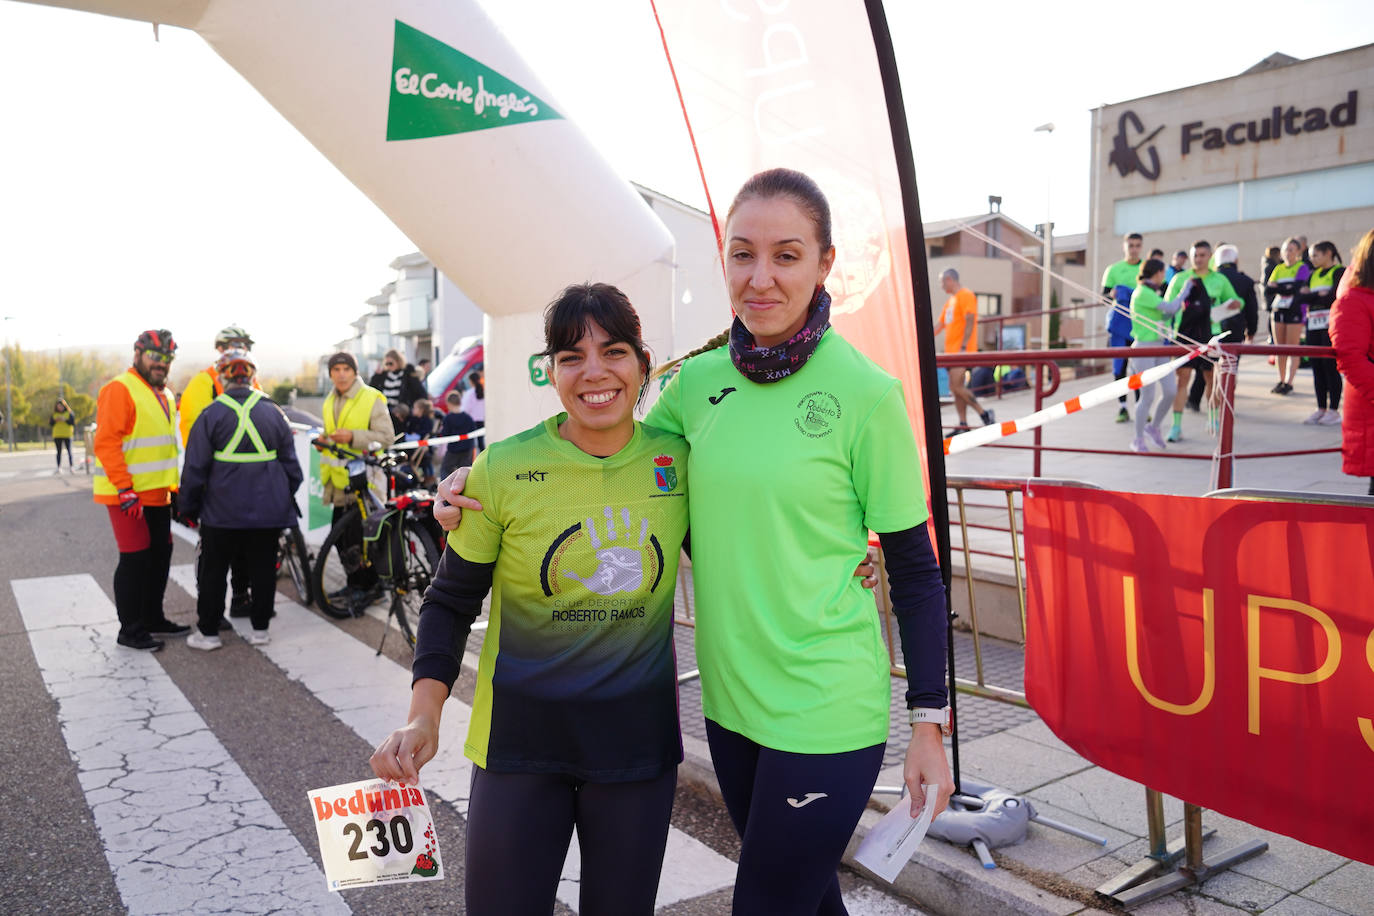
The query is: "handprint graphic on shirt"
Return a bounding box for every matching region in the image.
[563,506,650,595]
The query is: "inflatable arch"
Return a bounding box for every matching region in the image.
[17,0,677,440]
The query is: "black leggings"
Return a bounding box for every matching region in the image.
[465,765,676,916]
[53,437,73,466]
[195,526,278,634]
[706,719,885,915]
[112,505,173,639]
[1307,328,1342,410]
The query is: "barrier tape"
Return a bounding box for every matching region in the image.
[944,338,1219,456]
[287,422,486,451]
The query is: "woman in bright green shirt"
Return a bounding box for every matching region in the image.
[1128,258,1191,452]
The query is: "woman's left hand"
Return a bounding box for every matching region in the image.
[903,724,954,819]
[855,544,878,590]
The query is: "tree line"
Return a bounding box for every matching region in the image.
[0,345,125,442]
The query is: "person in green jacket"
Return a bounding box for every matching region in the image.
[50,397,77,474]
[1128,259,1192,452]
[1162,241,1242,440]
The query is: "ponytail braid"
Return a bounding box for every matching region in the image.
[652,327,731,379]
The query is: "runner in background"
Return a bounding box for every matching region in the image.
[1266,237,1311,395]
[1303,241,1346,426]
[1164,241,1241,440]
[178,349,302,649]
[373,284,688,916]
[1101,232,1145,423]
[1127,258,1188,453]
[934,268,994,430]
[178,325,262,619]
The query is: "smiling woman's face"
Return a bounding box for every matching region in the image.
[724,196,835,348]
[549,320,644,453]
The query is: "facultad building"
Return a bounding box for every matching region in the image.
[1089,44,1373,310]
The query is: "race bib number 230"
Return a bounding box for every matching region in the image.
[308,778,443,892]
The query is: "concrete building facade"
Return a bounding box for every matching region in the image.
[925,211,1089,349]
[1089,44,1374,331]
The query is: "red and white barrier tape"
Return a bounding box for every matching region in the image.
[288,423,485,450]
[944,338,1219,456]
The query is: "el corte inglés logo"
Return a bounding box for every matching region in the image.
[387,20,562,141]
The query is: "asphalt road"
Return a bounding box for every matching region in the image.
[0,448,925,915]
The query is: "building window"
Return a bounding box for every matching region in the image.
[1113,161,1374,234]
[929,243,944,257]
[976,293,1002,316]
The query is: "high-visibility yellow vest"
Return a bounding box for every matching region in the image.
[320,384,385,489]
[93,370,179,496]
[51,410,75,439]
[212,390,277,463]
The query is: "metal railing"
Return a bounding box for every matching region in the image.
[939,343,1341,486]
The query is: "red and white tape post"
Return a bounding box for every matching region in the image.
[944,338,1219,456]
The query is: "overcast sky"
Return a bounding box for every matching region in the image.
[1,0,1369,365]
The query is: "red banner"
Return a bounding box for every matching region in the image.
[651,0,932,501]
[1024,484,1374,865]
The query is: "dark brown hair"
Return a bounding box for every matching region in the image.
[1311,241,1342,265]
[540,283,652,405]
[1351,229,1374,290]
[725,167,833,251]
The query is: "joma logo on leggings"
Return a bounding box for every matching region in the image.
[786,792,828,808]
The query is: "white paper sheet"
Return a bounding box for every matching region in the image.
[853,784,938,884]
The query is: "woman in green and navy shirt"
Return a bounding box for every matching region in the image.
[372,284,688,916]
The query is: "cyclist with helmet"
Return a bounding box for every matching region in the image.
[179,325,263,618]
[179,350,303,648]
[93,330,191,651]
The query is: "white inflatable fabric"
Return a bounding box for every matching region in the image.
[16,0,675,440]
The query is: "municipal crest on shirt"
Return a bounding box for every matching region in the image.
[653,455,678,493]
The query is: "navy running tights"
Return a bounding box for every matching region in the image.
[464,764,676,916]
[706,719,885,915]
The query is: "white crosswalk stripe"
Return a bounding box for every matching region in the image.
[164,565,740,912]
[14,568,920,915]
[11,574,349,916]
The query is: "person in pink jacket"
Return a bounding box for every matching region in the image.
[1330,228,1374,495]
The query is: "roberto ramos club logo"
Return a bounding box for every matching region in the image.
[387,20,563,141]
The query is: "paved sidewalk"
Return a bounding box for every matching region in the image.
[673,356,1372,914]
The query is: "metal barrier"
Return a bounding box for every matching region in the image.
[877,476,1103,710]
[939,343,1340,487]
[1097,486,1373,907]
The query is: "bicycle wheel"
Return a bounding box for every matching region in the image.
[391,521,440,648]
[313,507,370,620]
[276,526,313,607]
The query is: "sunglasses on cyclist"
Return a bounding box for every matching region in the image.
[143,350,175,364]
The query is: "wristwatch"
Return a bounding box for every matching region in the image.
[908,706,953,736]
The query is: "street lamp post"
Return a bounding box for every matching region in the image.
[1034,123,1055,350]
[3,317,15,452]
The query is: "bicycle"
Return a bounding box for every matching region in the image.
[275,525,312,607]
[310,438,442,649]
